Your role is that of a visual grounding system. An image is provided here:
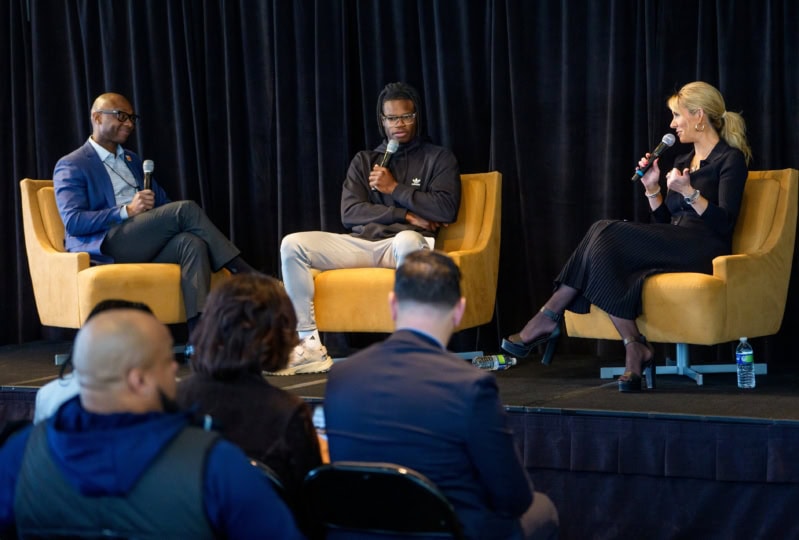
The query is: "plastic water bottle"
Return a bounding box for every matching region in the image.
[472,355,517,371]
[736,337,755,389]
[311,405,326,439]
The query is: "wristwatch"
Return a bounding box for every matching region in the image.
[684,189,701,205]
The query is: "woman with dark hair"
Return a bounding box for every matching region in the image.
[176,274,323,506]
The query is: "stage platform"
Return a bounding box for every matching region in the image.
[3,338,797,421]
[2,339,799,539]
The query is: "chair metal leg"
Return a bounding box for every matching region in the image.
[58,345,192,366]
[599,343,767,386]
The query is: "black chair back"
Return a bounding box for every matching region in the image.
[249,458,288,502]
[304,461,464,538]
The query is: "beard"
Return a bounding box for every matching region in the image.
[157,388,182,414]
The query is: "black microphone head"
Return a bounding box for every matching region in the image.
[661,133,676,147]
[143,159,155,174]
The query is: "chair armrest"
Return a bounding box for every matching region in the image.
[27,249,90,328]
[713,250,790,338]
[447,244,500,329]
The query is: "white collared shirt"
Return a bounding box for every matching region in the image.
[88,137,137,217]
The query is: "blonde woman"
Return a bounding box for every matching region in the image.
[502,81,751,392]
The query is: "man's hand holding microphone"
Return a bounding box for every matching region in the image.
[126,159,155,217]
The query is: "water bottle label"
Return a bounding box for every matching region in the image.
[472,354,516,371]
[736,352,754,365]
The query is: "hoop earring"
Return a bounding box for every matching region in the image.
[695,123,705,132]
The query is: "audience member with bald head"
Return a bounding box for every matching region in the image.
[73,308,177,414]
[0,309,305,539]
[53,91,259,340]
[34,299,154,424]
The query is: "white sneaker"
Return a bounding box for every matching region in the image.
[264,336,333,376]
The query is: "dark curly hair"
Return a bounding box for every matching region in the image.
[190,274,299,377]
[375,81,424,141]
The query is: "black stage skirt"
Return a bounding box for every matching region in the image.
[556,219,730,319]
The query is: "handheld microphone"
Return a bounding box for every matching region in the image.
[372,139,399,191]
[379,139,399,168]
[631,133,676,181]
[143,160,154,190]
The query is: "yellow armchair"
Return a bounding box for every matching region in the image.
[20,179,229,329]
[312,172,502,333]
[564,169,798,384]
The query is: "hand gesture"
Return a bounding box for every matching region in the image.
[126,189,155,217]
[636,153,661,192]
[666,168,692,195]
[369,165,398,194]
[406,211,444,232]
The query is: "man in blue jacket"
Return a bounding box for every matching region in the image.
[0,308,304,539]
[54,92,257,333]
[324,250,558,540]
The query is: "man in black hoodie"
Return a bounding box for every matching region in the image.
[271,82,461,376]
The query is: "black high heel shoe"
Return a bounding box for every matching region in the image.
[618,335,656,393]
[501,307,562,365]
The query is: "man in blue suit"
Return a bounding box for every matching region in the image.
[54,92,257,332]
[324,250,559,540]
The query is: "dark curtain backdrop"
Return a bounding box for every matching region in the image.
[3,0,798,363]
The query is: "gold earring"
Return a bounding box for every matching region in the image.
[694,123,705,132]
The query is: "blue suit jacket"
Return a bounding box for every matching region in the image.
[325,329,534,540]
[53,141,170,263]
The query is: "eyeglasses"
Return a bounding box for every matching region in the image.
[95,109,140,125]
[382,112,417,126]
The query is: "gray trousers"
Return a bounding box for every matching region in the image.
[101,200,240,318]
[280,230,430,332]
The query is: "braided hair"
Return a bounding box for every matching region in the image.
[375,82,424,141]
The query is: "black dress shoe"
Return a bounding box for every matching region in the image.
[501,307,562,365]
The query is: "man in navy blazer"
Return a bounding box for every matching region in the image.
[54,92,257,332]
[324,250,559,540]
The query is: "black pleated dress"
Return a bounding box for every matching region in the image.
[556,140,748,320]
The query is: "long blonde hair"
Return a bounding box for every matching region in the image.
[668,81,752,165]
